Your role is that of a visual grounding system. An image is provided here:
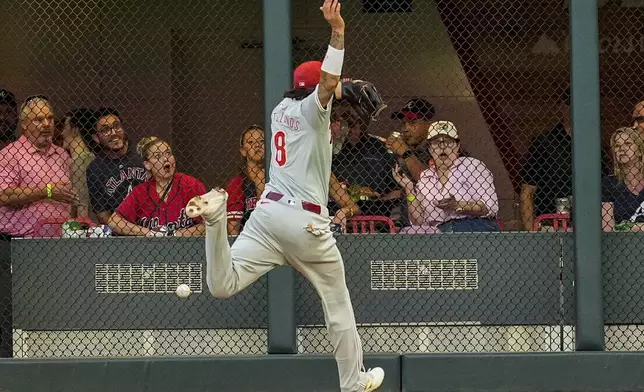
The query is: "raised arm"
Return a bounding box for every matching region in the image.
[317,0,345,109]
[392,165,425,226]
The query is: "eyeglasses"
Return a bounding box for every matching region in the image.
[96,122,123,135]
[634,116,644,123]
[429,138,458,148]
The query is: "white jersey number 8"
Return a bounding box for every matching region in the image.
[274,130,287,166]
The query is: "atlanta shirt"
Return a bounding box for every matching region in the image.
[115,172,207,234]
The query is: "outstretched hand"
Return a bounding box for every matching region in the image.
[320,0,344,31]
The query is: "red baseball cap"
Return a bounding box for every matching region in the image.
[293,61,322,89]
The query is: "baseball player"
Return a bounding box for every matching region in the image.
[185,1,386,390]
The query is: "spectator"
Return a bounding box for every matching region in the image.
[632,101,644,135]
[330,109,400,219]
[393,121,500,233]
[226,125,360,235]
[519,88,573,231]
[520,87,609,231]
[54,108,97,220]
[330,101,360,155]
[601,127,644,231]
[384,98,434,183]
[226,125,265,236]
[109,136,207,236]
[86,108,149,225]
[0,89,18,150]
[0,95,79,237]
[0,93,60,358]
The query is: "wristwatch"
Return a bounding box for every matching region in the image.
[401,150,413,160]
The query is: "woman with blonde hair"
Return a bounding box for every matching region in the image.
[602,126,644,231]
[108,136,207,236]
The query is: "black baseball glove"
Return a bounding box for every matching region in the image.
[337,78,387,122]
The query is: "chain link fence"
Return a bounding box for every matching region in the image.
[598,1,644,352]
[0,0,267,358]
[292,0,576,354]
[1,0,642,361]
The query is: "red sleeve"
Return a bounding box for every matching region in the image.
[225,175,245,221]
[182,174,208,224]
[182,174,207,197]
[115,183,144,223]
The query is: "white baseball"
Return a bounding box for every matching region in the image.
[175,284,191,298]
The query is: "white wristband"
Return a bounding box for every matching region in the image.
[321,45,344,76]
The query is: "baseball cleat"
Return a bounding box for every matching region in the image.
[359,367,385,392]
[185,188,227,222]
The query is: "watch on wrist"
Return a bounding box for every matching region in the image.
[401,150,413,160]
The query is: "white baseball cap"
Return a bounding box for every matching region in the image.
[427,120,459,140]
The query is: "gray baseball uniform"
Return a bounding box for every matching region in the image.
[203,85,367,392]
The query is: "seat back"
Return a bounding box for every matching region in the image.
[533,213,571,232]
[348,215,397,234]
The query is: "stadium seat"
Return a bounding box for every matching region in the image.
[533,213,571,232]
[348,215,397,234]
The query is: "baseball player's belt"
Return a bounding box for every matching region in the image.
[265,191,322,215]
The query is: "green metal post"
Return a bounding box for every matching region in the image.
[263,0,297,354]
[569,0,604,350]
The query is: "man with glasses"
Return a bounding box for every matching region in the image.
[86,108,149,225]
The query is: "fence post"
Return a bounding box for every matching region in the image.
[569,0,605,350]
[263,0,297,354]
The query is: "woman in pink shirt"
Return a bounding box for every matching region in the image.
[393,121,500,233]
